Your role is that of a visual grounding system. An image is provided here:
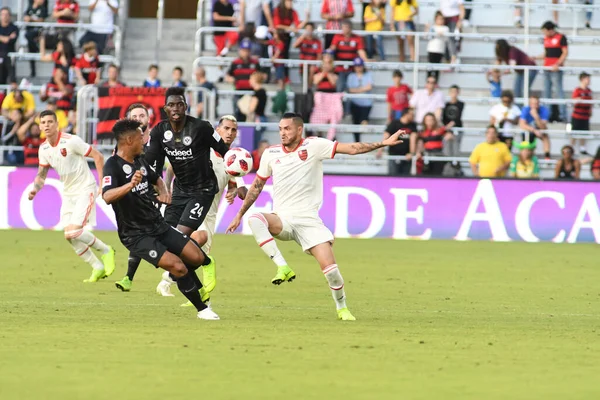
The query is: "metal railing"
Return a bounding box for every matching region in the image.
[155,0,165,65]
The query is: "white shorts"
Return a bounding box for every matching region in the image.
[197,212,216,253]
[274,214,334,254]
[61,191,96,228]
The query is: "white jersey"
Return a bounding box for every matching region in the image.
[38,133,97,196]
[256,137,337,217]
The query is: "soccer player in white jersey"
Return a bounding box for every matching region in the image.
[226,112,404,320]
[157,115,247,303]
[29,110,116,282]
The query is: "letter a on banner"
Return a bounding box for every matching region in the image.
[567,193,600,243]
[455,179,510,241]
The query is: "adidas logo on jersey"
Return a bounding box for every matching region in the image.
[165,148,193,158]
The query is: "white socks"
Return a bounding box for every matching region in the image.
[77,230,110,254]
[248,213,288,267]
[69,239,104,270]
[323,264,347,310]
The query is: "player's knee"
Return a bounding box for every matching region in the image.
[191,231,207,247]
[170,260,188,278]
[64,225,83,240]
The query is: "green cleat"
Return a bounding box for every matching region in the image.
[271,265,296,285]
[201,255,217,293]
[101,246,116,277]
[337,308,356,321]
[180,289,210,307]
[83,268,107,283]
[115,276,132,292]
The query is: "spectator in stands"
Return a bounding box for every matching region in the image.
[571,72,592,155]
[247,71,268,147]
[1,108,25,164]
[268,29,287,89]
[41,69,75,112]
[386,70,412,122]
[213,0,239,57]
[329,20,367,93]
[439,0,464,57]
[172,66,188,88]
[364,0,386,60]
[99,63,125,87]
[40,36,76,81]
[53,0,80,24]
[519,94,551,159]
[509,141,539,179]
[442,84,464,131]
[321,0,355,49]
[347,57,373,142]
[541,21,568,122]
[514,0,524,28]
[225,38,261,121]
[409,76,444,125]
[293,22,322,89]
[310,51,344,140]
[252,139,269,171]
[489,90,521,149]
[240,0,272,32]
[74,41,101,86]
[0,7,18,85]
[425,11,456,82]
[79,0,118,54]
[415,112,454,175]
[495,39,537,100]
[24,0,49,78]
[2,80,36,119]
[585,1,594,29]
[590,146,600,179]
[390,0,418,62]
[377,107,418,176]
[469,125,512,178]
[16,113,43,166]
[194,66,217,117]
[143,64,161,88]
[554,145,580,179]
[487,69,502,98]
[273,0,307,58]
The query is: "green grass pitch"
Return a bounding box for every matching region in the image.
[1,230,599,400]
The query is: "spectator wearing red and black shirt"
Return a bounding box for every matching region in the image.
[41,69,74,111]
[16,113,43,166]
[329,20,367,92]
[40,36,76,82]
[53,0,80,24]
[571,72,592,155]
[386,70,412,122]
[321,0,354,49]
[225,38,261,121]
[313,50,338,93]
[541,21,569,121]
[74,41,101,86]
[416,112,454,175]
[293,23,322,88]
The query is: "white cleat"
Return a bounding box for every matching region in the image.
[197,308,220,320]
[156,280,174,297]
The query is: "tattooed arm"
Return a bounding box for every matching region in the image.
[226,177,266,233]
[28,165,50,200]
[335,129,405,155]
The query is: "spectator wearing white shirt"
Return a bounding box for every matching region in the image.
[79,0,118,54]
[240,0,272,32]
[439,0,464,57]
[409,76,445,125]
[489,90,521,149]
[425,11,456,82]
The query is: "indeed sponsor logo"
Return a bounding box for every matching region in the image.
[132,181,149,193]
[165,148,193,158]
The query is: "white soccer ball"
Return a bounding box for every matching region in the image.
[224,147,253,177]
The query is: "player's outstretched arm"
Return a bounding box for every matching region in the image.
[335,129,405,156]
[103,171,143,204]
[226,177,266,233]
[28,165,50,200]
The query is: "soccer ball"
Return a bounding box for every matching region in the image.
[224,147,253,177]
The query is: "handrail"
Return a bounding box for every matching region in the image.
[9,52,116,63]
[156,0,165,65]
[14,21,118,30]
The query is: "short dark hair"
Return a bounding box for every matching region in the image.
[450,84,460,91]
[305,22,314,29]
[113,119,142,141]
[393,70,403,78]
[148,64,159,71]
[341,19,352,27]
[173,66,183,74]
[108,63,119,71]
[541,21,556,31]
[529,93,540,100]
[165,87,186,103]
[580,72,591,81]
[0,7,11,13]
[487,124,498,133]
[500,90,514,100]
[39,110,57,121]
[282,112,304,127]
[126,103,149,117]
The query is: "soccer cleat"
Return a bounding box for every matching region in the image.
[337,308,356,321]
[156,279,174,297]
[101,246,116,277]
[197,308,220,320]
[115,276,132,292]
[201,255,217,293]
[271,265,296,285]
[83,268,107,283]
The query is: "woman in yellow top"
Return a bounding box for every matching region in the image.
[390,0,419,62]
[363,0,386,60]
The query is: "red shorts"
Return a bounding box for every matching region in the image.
[214,32,239,55]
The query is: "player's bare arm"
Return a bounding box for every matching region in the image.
[164,164,175,193]
[87,147,105,193]
[226,177,265,233]
[225,180,238,204]
[336,129,405,155]
[154,177,172,205]
[28,165,50,200]
[103,171,143,204]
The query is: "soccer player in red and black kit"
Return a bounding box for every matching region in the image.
[103,119,219,320]
[145,87,230,296]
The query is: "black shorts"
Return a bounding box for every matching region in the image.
[125,226,190,268]
[164,190,214,230]
[571,117,590,132]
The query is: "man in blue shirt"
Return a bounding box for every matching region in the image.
[519,94,551,159]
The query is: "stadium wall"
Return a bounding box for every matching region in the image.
[2,167,600,243]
